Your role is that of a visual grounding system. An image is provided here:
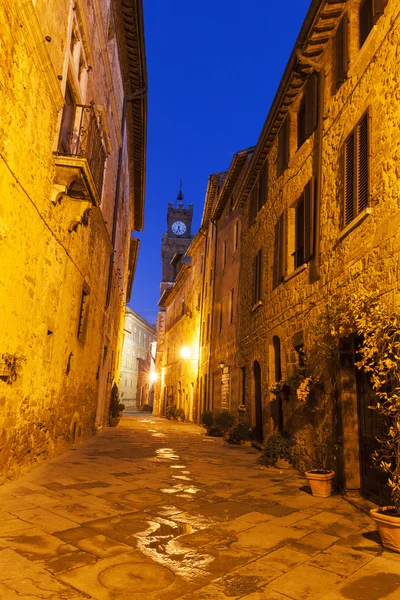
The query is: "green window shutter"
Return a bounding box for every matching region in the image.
[357,112,369,213]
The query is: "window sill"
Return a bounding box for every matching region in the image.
[337,208,372,242]
[284,263,308,283]
[251,300,262,313]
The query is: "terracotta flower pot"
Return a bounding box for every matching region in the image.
[370,507,400,553]
[275,458,291,469]
[305,469,335,498]
[109,416,121,427]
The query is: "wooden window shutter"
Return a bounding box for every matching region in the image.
[357,112,369,213]
[278,118,289,175]
[249,183,258,224]
[344,130,355,226]
[258,161,268,210]
[273,221,280,287]
[335,14,348,86]
[278,212,286,281]
[253,250,262,304]
[305,73,318,138]
[360,0,373,47]
[373,0,387,18]
[304,178,315,261]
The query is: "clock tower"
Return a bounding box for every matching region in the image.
[160,187,193,295]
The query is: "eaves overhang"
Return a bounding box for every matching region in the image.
[200,172,225,231]
[212,146,255,220]
[234,0,347,209]
[126,236,140,302]
[116,0,148,231]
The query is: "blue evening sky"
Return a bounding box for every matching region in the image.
[130,0,311,325]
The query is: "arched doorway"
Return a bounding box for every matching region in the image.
[254,360,263,442]
[272,336,284,432]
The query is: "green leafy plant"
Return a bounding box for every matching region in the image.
[230,419,252,442]
[259,432,294,466]
[0,353,26,385]
[166,405,177,419]
[175,407,185,421]
[109,383,120,418]
[269,380,288,395]
[215,410,235,433]
[201,410,214,428]
[118,403,126,413]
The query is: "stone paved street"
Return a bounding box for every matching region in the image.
[1,414,400,599]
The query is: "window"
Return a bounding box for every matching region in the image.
[206,314,210,341]
[229,288,234,324]
[249,183,258,225]
[343,111,369,226]
[335,13,349,87]
[359,0,386,47]
[258,161,268,211]
[222,240,227,270]
[253,250,262,305]
[273,213,286,287]
[209,269,213,287]
[233,220,239,251]
[278,117,289,175]
[293,179,315,269]
[77,282,90,341]
[219,303,223,332]
[58,82,76,153]
[297,73,318,148]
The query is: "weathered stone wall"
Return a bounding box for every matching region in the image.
[238,0,400,481]
[0,0,140,482]
[159,235,205,422]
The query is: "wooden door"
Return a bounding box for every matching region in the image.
[254,361,263,442]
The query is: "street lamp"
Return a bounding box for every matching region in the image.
[219,361,226,370]
[180,346,191,359]
[149,372,158,384]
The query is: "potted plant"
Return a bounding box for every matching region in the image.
[175,407,185,422]
[215,410,235,439]
[201,410,214,434]
[166,405,176,421]
[230,419,252,446]
[259,432,294,469]
[109,383,121,427]
[118,403,126,416]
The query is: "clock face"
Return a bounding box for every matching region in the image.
[171,221,186,235]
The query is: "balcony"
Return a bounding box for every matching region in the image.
[53,103,108,207]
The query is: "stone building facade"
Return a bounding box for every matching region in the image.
[235,0,397,497]
[155,0,399,501]
[0,0,147,482]
[119,308,157,410]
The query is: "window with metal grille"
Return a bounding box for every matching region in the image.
[253,250,262,305]
[359,0,387,48]
[335,13,348,87]
[297,73,318,148]
[344,112,369,226]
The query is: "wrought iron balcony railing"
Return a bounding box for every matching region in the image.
[55,103,107,200]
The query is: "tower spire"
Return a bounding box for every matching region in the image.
[174,179,186,207]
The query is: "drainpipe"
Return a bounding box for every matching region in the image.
[105,87,147,308]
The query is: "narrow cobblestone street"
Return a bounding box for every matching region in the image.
[1,415,400,600]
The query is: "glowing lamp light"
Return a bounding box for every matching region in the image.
[149,372,158,384]
[180,346,191,359]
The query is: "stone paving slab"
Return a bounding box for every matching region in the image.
[0,415,399,599]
